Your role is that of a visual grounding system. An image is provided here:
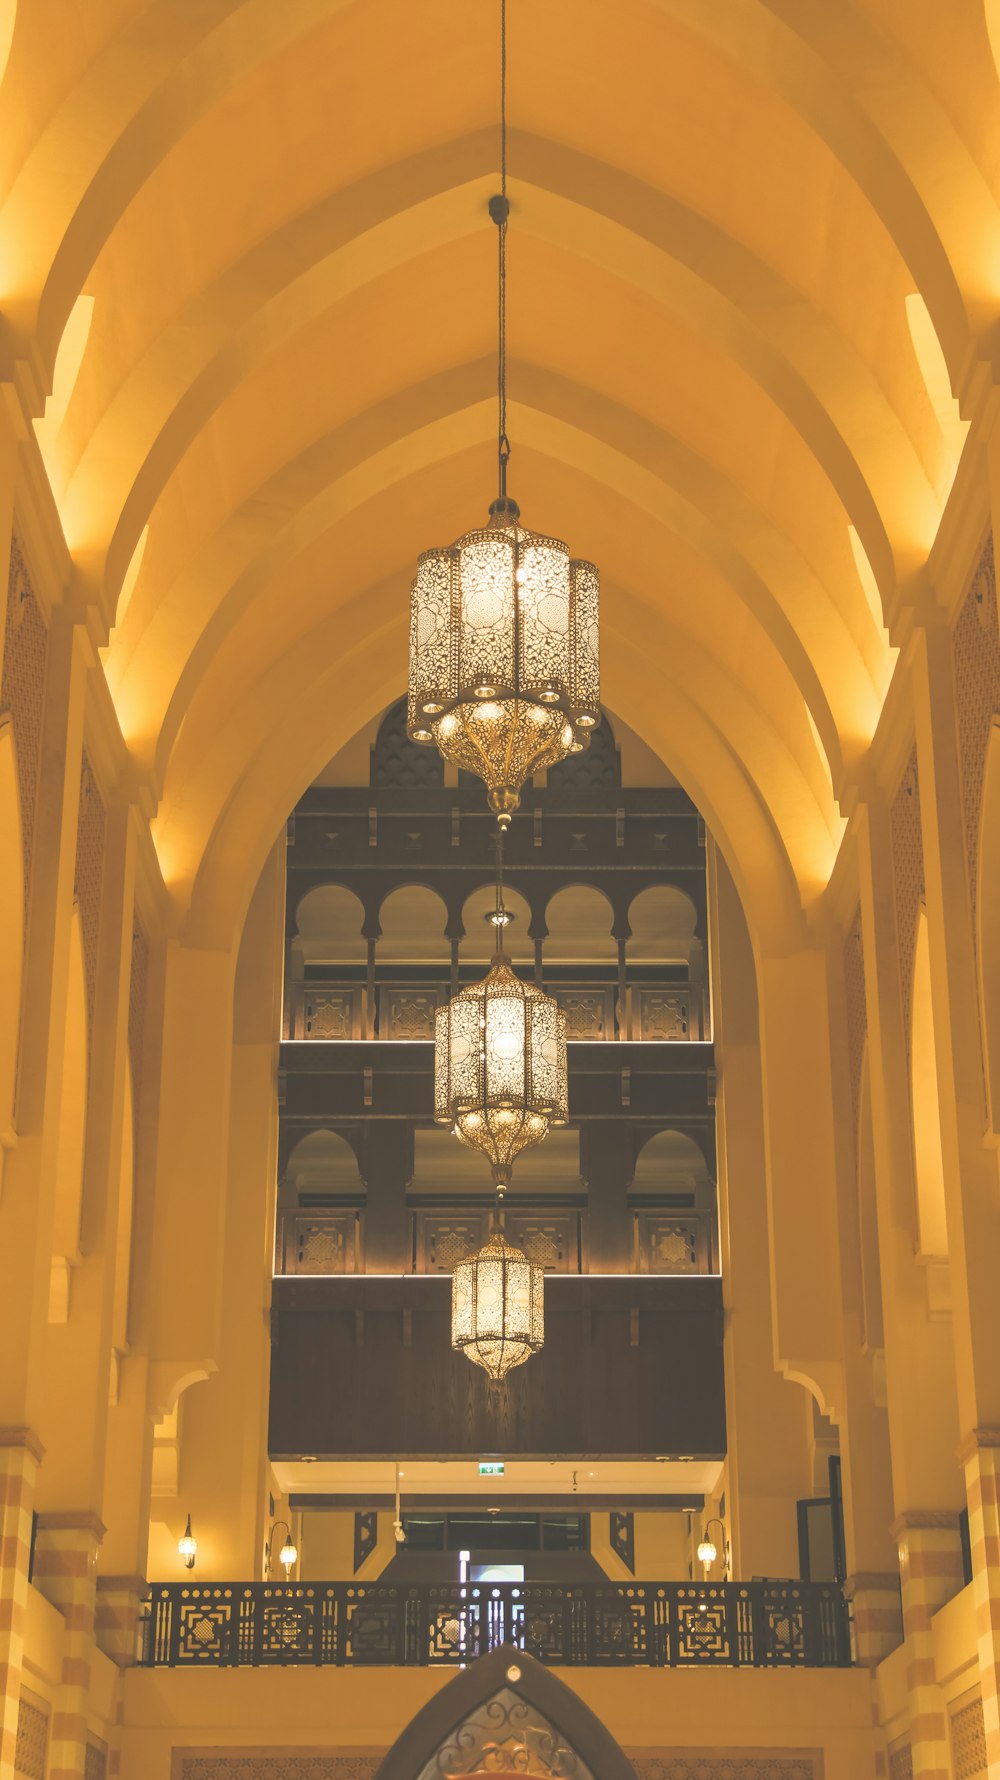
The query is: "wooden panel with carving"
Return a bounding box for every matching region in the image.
[550,987,615,1041]
[291,984,363,1041]
[635,1211,712,1275]
[279,1212,362,1275]
[636,988,702,1041]
[379,985,443,1042]
[505,1212,581,1273]
[414,1211,490,1273]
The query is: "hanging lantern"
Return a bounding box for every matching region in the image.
[407,505,600,824]
[451,1227,544,1382]
[435,951,568,1188]
[405,4,599,827]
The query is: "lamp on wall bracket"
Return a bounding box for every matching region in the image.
[264,1519,298,1579]
[178,1514,197,1571]
[697,1516,728,1576]
[406,0,600,826]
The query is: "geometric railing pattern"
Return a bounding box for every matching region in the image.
[144,1579,851,1669]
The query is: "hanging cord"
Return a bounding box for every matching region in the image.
[494,819,507,935]
[489,0,511,503]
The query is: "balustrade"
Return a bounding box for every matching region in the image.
[144,1578,851,1669]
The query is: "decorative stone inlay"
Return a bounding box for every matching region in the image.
[13,1694,48,1780]
[179,1762,380,1780]
[85,1741,108,1780]
[632,1761,817,1780]
[951,1694,987,1780]
[887,1742,913,1780]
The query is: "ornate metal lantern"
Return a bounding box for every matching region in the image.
[451,1227,544,1382]
[407,507,600,824]
[434,951,568,1190]
[406,0,599,826]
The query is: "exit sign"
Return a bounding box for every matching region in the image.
[479,1461,504,1476]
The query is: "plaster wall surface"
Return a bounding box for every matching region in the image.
[119,1665,879,1780]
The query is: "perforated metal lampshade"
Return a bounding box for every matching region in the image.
[434,952,568,1186]
[451,1228,544,1382]
[407,499,600,824]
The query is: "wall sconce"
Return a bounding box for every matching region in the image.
[178,1514,197,1571]
[697,1517,727,1576]
[265,1520,298,1578]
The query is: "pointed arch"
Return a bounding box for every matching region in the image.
[373,1645,636,1780]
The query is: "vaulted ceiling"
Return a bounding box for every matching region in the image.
[2,0,997,948]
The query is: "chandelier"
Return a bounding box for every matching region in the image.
[435,834,567,1192]
[451,1227,544,1383]
[406,0,600,828]
[441,833,562,1382]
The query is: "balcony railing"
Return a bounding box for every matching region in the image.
[286,978,707,1043]
[144,1579,850,1670]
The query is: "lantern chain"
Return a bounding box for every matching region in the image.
[493,0,510,501]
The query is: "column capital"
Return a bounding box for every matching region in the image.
[843,1571,900,1596]
[34,1510,106,1541]
[890,1508,961,1538]
[0,1426,45,1464]
[957,1427,1000,1463]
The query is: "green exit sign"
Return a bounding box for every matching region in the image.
[479,1461,504,1476]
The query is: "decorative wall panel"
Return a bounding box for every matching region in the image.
[415,1212,489,1273]
[2,538,48,918]
[293,987,362,1041]
[379,987,441,1041]
[636,990,692,1041]
[631,1760,817,1780]
[888,1742,913,1780]
[635,1211,710,1274]
[951,1694,987,1780]
[178,1760,379,1780]
[551,988,613,1041]
[85,1742,108,1780]
[13,1693,48,1780]
[890,749,923,1053]
[281,1213,360,1275]
[504,1212,579,1272]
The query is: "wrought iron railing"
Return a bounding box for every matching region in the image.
[143,1578,850,1669]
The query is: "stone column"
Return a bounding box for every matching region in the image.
[94,1575,148,1668]
[911,625,1000,1776]
[960,1430,1000,1772]
[709,849,818,1580]
[32,1512,104,1780]
[0,1430,43,1780]
[893,1511,964,1780]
